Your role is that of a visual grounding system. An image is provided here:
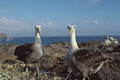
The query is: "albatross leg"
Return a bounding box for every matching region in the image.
[25,64,29,72]
[82,70,90,80]
[83,74,90,80]
[35,63,40,75]
[65,70,72,80]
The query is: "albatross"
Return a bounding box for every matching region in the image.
[65,25,112,80]
[105,35,119,45]
[14,25,44,74]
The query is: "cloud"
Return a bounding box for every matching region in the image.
[47,21,53,26]
[93,20,99,24]
[0,17,34,37]
[0,17,55,37]
[78,20,99,24]
[41,21,54,27]
[0,17,19,24]
[0,17,22,31]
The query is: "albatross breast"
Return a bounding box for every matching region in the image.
[29,44,44,63]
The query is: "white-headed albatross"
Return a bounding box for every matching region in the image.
[65,25,112,80]
[105,35,119,45]
[14,25,44,74]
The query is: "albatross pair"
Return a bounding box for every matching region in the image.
[14,26,44,74]
[65,25,112,80]
[14,25,112,80]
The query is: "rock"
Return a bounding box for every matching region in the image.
[0,62,2,71]
[78,40,101,48]
[0,43,17,54]
[49,41,69,53]
[0,41,120,80]
[0,33,7,39]
[98,59,120,80]
[0,52,17,61]
[113,45,120,52]
[52,41,68,47]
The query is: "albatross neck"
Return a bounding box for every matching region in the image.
[34,32,41,44]
[70,31,79,50]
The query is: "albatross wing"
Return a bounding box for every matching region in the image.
[14,43,33,63]
[70,49,107,71]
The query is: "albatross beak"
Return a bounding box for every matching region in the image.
[70,27,73,35]
[35,25,41,36]
[38,28,40,36]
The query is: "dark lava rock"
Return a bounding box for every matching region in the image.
[78,40,101,48]
[0,43,17,54]
[52,41,69,48]
[1,41,120,80]
[98,60,120,80]
[113,45,120,52]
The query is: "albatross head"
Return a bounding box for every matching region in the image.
[67,25,76,36]
[34,25,42,44]
[35,25,41,36]
[105,35,109,39]
[67,25,79,50]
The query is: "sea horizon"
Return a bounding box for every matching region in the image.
[0,36,119,45]
[9,35,120,37]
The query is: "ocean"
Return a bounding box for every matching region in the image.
[0,36,120,45]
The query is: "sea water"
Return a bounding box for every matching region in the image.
[0,36,120,45]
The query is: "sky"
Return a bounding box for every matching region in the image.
[0,0,120,37]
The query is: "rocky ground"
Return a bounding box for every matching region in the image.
[0,41,120,80]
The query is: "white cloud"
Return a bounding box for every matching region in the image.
[93,20,99,24]
[0,17,55,37]
[47,21,53,27]
[41,21,54,27]
[0,17,34,37]
[0,17,19,24]
[80,20,99,24]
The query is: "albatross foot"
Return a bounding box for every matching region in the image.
[65,71,72,80]
[24,65,29,72]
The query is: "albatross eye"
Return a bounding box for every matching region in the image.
[73,26,75,28]
[67,26,70,28]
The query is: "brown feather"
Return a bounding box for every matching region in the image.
[14,43,33,63]
[71,49,107,70]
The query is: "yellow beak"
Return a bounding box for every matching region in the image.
[37,28,40,35]
[70,27,73,35]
